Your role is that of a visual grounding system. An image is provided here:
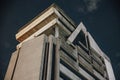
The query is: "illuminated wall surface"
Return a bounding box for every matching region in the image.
[4,4,115,80]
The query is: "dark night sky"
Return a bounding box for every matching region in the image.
[0,0,120,80]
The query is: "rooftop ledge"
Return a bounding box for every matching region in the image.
[16,3,76,42]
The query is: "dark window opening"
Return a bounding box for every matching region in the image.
[60,47,76,62]
[78,63,99,80]
[92,63,104,77]
[51,44,56,80]
[60,59,87,80]
[78,43,89,54]
[78,54,91,64]
[91,57,102,67]
[73,30,87,47]
[42,43,49,80]
[73,30,89,54]
[60,72,72,80]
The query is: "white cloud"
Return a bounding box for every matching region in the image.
[84,0,100,12]
[77,0,101,13]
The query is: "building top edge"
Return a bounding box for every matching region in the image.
[17,3,76,33]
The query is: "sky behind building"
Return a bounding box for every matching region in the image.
[0,0,120,80]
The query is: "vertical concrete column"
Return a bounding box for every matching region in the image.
[75,47,79,66]
[46,35,54,80]
[104,59,115,80]
[54,38,60,80]
[54,26,60,80]
[55,27,59,38]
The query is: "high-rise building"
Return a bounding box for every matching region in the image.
[4,4,115,80]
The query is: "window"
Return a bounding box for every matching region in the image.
[51,44,56,80]
[73,30,87,47]
[73,30,89,54]
[42,43,49,80]
[60,59,87,80]
[60,72,72,80]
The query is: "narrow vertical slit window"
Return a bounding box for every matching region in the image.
[51,44,56,80]
[42,42,49,80]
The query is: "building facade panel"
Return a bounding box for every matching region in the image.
[13,35,47,80]
[4,51,19,80]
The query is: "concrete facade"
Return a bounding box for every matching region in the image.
[5,3,115,80]
[13,35,47,80]
[4,51,19,80]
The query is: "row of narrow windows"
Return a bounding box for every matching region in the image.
[60,59,87,80]
[60,42,107,79]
